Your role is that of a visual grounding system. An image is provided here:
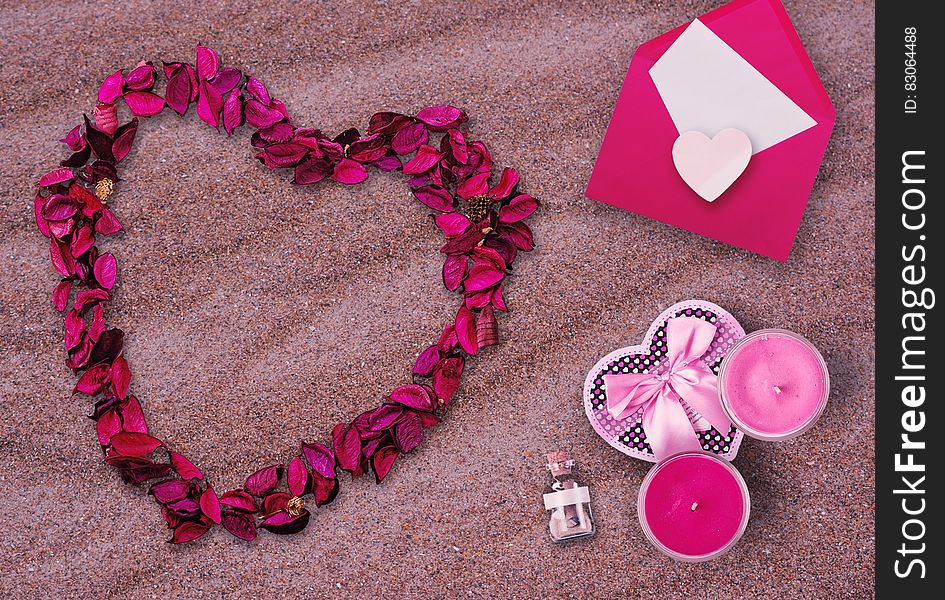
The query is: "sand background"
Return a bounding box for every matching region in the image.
[0,0,874,597]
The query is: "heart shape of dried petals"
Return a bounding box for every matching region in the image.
[36,46,539,544]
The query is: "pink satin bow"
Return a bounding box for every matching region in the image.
[604,316,732,460]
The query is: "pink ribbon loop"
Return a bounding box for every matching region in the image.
[604,316,733,460]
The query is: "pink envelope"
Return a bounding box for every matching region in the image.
[585,0,834,261]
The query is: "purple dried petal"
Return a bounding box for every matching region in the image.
[222,511,257,541]
[42,194,78,221]
[332,423,363,475]
[49,238,75,277]
[244,99,284,129]
[488,167,519,200]
[171,520,210,544]
[210,67,242,94]
[261,492,290,516]
[302,442,336,479]
[456,172,490,199]
[294,156,333,185]
[64,310,85,351]
[394,411,424,454]
[246,76,271,105]
[442,255,467,291]
[367,112,412,135]
[93,253,117,289]
[223,90,243,134]
[38,168,75,188]
[312,473,339,506]
[260,509,310,535]
[219,490,257,513]
[454,305,478,355]
[411,185,455,212]
[165,67,193,115]
[372,446,398,483]
[256,142,308,168]
[112,118,139,163]
[123,91,165,117]
[476,305,499,349]
[98,69,125,104]
[433,357,464,402]
[434,214,471,239]
[60,125,86,152]
[499,222,535,251]
[492,285,508,311]
[71,225,95,257]
[200,487,222,523]
[373,154,402,171]
[196,80,223,127]
[463,264,504,293]
[391,122,428,155]
[150,479,192,504]
[389,384,434,412]
[195,45,220,81]
[125,63,155,91]
[287,456,309,497]
[73,362,110,395]
[110,356,130,400]
[109,432,163,457]
[402,145,445,175]
[412,345,441,377]
[497,194,538,223]
[165,498,200,518]
[368,404,404,431]
[34,194,51,237]
[170,451,204,481]
[95,207,124,235]
[447,129,468,164]
[96,409,121,446]
[332,158,368,184]
[244,464,284,497]
[416,105,467,131]
[52,280,71,311]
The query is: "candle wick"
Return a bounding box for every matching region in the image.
[691,502,698,512]
[773,385,782,395]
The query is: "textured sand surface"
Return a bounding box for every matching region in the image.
[0,1,874,598]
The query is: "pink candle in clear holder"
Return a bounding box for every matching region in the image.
[638,452,750,562]
[718,329,830,441]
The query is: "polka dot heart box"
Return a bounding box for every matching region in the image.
[583,300,745,463]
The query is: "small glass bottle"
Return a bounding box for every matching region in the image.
[543,451,595,542]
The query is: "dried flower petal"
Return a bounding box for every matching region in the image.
[196,81,223,127]
[312,473,339,506]
[93,103,119,136]
[259,509,310,535]
[498,194,539,223]
[223,90,243,134]
[60,125,86,152]
[454,305,478,356]
[93,253,117,289]
[110,356,131,399]
[210,67,242,94]
[52,280,71,311]
[389,384,434,412]
[98,69,125,104]
[287,456,309,497]
[332,158,368,185]
[112,118,139,163]
[171,520,211,544]
[123,92,165,117]
[442,255,467,291]
[109,432,163,457]
[488,167,519,200]
[412,345,441,377]
[456,172,490,200]
[150,479,192,504]
[74,362,110,395]
[96,409,121,446]
[195,45,220,81]
[433,357,464,402]
[332,423,363,475]
[411,185,454,212]
[244,464,284,497]
[222,512,257,541]
[246,76,271,105]
[219,490,257,513]
[372,446,398,483]
[476,305,499,349]
[403,145,445,175]
[38,168,75,188]
[391,122,428,155]
[200,487,222,523]
[434,212,471,237]
[394,411,423,453]
[416,105,467,131]
[126,63,155,91]
[42,194,79,221]
[367,112,412,135]
[170,451,203,481]
[301,442,336,479]
[165,67,193,115]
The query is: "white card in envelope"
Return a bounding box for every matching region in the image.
[648,19,817,153]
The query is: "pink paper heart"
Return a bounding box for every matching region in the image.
[672,128,752,202]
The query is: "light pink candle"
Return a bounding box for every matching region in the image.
[719,329,829,441]
[638,452,750,562]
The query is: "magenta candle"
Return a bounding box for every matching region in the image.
[638,452,750,562]
[718,329,830,441]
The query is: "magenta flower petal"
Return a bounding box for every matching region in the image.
[170,451,204,481]
[287,456,309,497]
[447,128,469,164]
[499,222,535,251]
[294,156,333,185]
[416,105,467,131]
[411,185,455,212]
[454,305,478,355]
[442,255,467,291]
[368,404,404,432]
[195,45,220,81]
[492,285,508,311]
[332,423,363,475]
[244,464,284,497]
[196,81,223,127]
[434,213,471,237]
[389,384,434,412]
[371,446,398,483]
[34,194,51,237]
[171,520,211,544]
[256,142,308,168]
[109,432,163,457]
[73,362,110,395]
[123,92,165,117]
[219,490,257,513]
[262,492,290,515]
[463,264,504,293]
[125,63,156,91]
[312,473,339,506]
[412,345,441,377]
[112,118,140,163]
[367,112,412,135]
[402,145,445,175]
[373,155,402,171]
[455,172,490,200]
[149,479,192,504]
[433,357,464,402]
[244,99,283,129]
[394,411,423,453]
[60,125,85,151]
[96,409,121,446]
[332,158,368,184]
[476,305,499,349]
[301,442,337,479]
[110,356,130,399]
[52,280,71,311]
[222,512,257,541]
[391,122,428,155]
[488,167,519,199]
[210,67,242,94]
[98,69,125,104]
[93,253,117,289]
[121,395,148,434]
[165,67,193,115]
[222,90,244,134]
[42,194,79,221]
[95,207,124,235]
[38,168,75,188]
[246,76,271,105]
[260,510,310,535]
[200,487,222,523]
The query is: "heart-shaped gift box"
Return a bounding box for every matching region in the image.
[583,300,745,462]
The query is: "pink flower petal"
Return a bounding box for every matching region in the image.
[294,156,333,185]
[195,45,220,81]
[488,167,519,200]
[219,490,257,513]
[42,194,78,221]
[442,255,467,291]
[391,122,428,155]
[447,129,468,164]
[476,305,499,349]
[120,395,148,434]
[244,99,283,129]
[372,446,398,483]
[150,479,192,504]
[109,432,163,457]
[170,451,204,481]
[223,90,244,134]
[499,222,535,251]
[332,423,363,475]
[110,356,131,400]
[433,357,464,402]
[52,280,71,311]
[96,409,121,446]
[200,487,222,523]
[402,145,445,175]
[95,207,124,235]
[34,194,51,237]
[416,105,467,131]
[456,172,490,199]
[112,118,139,163]
[312,473,339,506]
[93,253,117,289]
[38,168,75,188]
[246,76,271,105]
[123,92,165,117]
[412,345,441,377]
[367,112,412,135]
[301,442,337,479]
[394,411,423,453]
[411,185,455,212]
[389,384,435,412]
[244,464,284,497]
[196,81,223,127]
[165,67,193,115]
[171,520,211,544]
[434,212,471,237]
[464,264,504,292]
[98,69,125,104]
[222,512,257,541]
[210,67,242,94]
[454,305,478,355]
[74,362,110,395]
[332,158,368,184]
[287,456,309,497]
[260,510,310,535]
